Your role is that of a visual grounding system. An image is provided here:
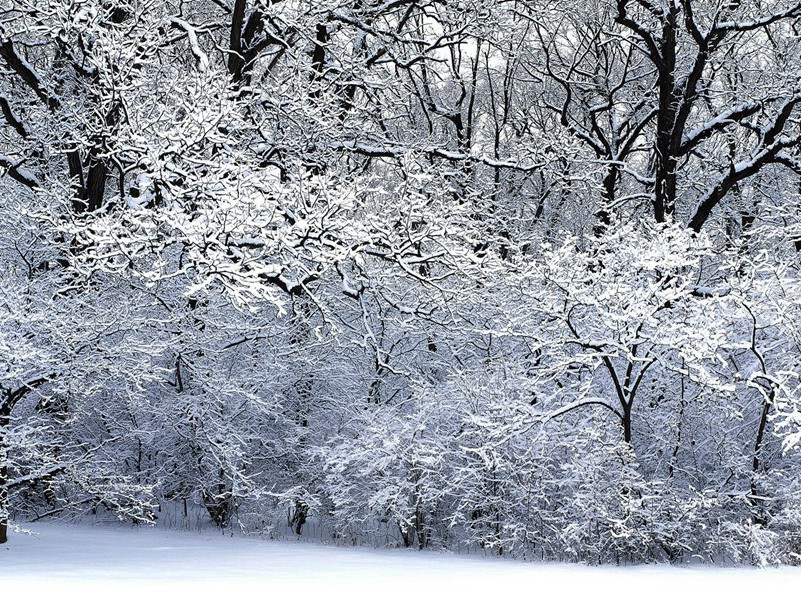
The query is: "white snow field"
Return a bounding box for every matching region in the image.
[1,522,800,599]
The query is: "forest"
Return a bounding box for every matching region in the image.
[2,0,801,566]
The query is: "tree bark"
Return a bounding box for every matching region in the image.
[0,403,10,544]
[228,0,247,83]
[749,385,774,525]
[653,7,678,223]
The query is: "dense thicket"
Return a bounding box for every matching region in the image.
[3,0,801,565]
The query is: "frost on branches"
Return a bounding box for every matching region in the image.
[2,0,801,565]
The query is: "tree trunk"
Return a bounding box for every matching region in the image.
[203,469,233,528]
[622,407,633,445]
[749,386,774,526]
[1,405,10,544]
[653,8,678,223]
[594,164,619,235]
[228,0,247,83]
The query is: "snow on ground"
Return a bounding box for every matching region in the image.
[1,522,799,599]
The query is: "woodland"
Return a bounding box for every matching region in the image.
[3,0,801,565]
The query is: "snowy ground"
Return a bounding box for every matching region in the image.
[1,522,799,599]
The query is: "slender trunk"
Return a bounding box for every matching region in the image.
[669,371,686,479]
[0,404,10,544]
[752,397,771,474]
[287,296,314,534]
[749,387,774,525]
[622,406,632,445]
[795,184,801,252]
[410,464,428,549]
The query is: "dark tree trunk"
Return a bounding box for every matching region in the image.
[653,9,678,223]
[0,403,10,545]
[228,0,247,83]
[290,500,308,535]
[749,386,774,526]
[595,164,619,235]
[203,467,233,528]
[622,407,633,445]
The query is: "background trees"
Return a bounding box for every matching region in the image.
[2,0,801,564]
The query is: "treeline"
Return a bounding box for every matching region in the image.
[2,0,801,564]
